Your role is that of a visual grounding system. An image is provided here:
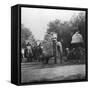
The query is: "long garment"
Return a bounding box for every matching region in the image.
[25,46,33,62]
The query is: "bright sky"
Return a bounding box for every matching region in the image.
[21,7,84,40]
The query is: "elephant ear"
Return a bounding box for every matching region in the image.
[42,41,53,56]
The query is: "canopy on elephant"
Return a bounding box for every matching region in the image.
[71,31,83,44]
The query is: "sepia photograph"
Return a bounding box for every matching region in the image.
[21,6,87,84]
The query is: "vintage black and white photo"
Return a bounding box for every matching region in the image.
[21,6,87,83]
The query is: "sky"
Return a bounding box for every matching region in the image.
[21,7,85,40]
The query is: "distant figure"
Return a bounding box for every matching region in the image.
[25,42,33,62]
[36,42,43,62]
[21,48,25,59]
[66,48,69,56]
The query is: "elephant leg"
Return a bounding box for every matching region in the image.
[30,57,33,62]
[54,56,57,64]
[27,57,29,62]
[60,53,62,64]
[43,57,47,64]
[46,58,49,64]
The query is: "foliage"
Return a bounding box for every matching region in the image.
[21,24,36,48]
[45,12,86,49]
[70,12,86,42]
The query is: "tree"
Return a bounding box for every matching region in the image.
[70,12,86,43]
[46,19,72,49]
[21,24,35,48]
[46,12,86,49]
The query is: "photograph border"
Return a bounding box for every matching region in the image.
[17,4,88,85]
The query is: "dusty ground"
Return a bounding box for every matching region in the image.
[21,63,86,83]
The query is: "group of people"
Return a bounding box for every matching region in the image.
[21,31,84,64]
[21,40,63,64]
[21,41,43,62]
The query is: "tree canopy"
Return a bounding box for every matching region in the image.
[44,12,85,49]
[21,24,36,48]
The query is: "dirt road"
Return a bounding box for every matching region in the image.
[21,64,85,83]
